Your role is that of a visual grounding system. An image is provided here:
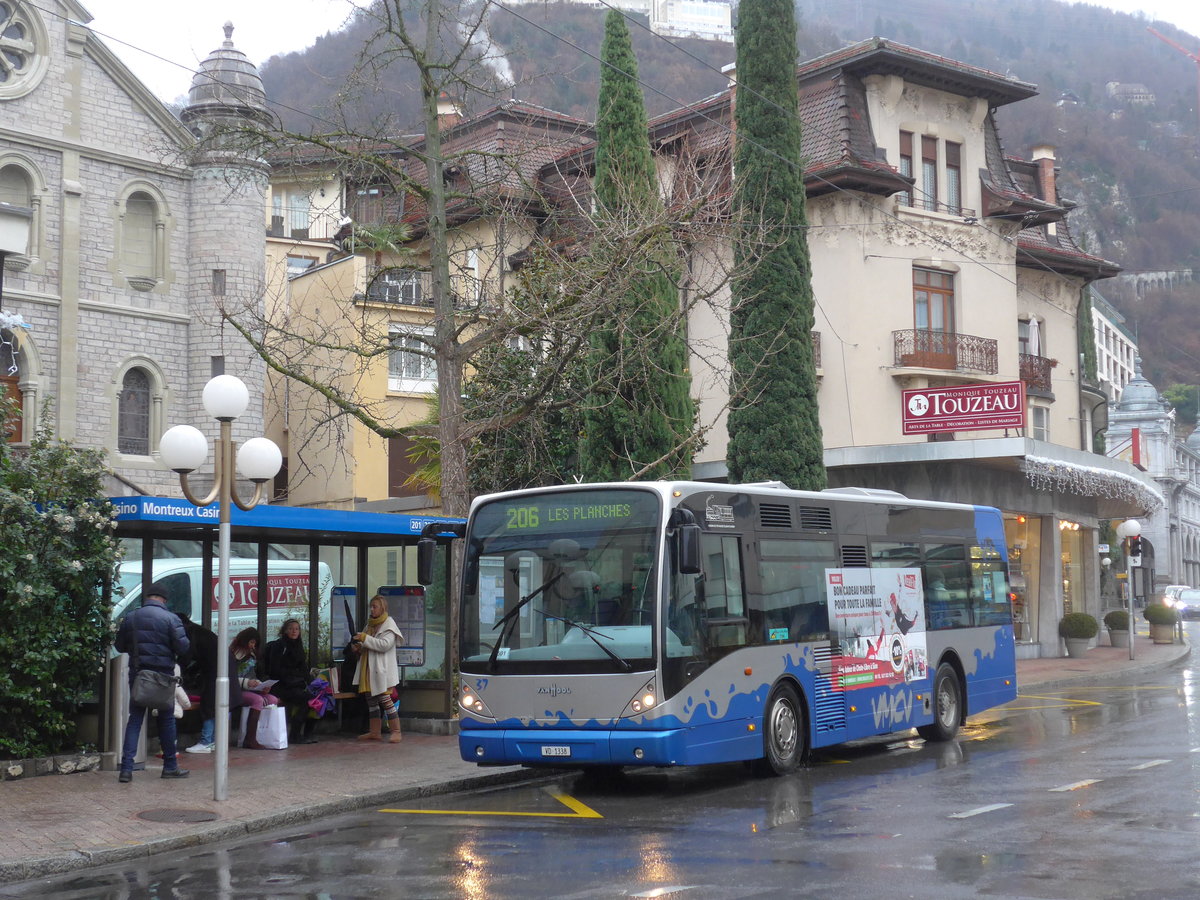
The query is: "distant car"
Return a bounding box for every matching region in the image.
[1163,584,1191,603]
[1174,589,1200,619]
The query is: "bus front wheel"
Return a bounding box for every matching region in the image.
[756,682,806,776]
[917,663,961,742]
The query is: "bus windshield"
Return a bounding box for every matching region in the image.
[460,488,662,675]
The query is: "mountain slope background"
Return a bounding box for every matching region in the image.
[259,0,1200,414]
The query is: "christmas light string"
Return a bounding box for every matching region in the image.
[1020,455,1162,514]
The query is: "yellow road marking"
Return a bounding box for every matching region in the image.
[380,788,603,819]
[1027,691,1176,696]
[1011,693,1104,708]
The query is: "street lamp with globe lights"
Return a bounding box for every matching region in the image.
[159,374,281,801]
[1115,519,1143,661]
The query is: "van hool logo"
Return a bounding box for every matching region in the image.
[705,495,734,525]
[537,684,571,696]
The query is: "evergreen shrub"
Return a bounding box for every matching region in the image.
[0,410,121,757]
[1058,612,1099,639]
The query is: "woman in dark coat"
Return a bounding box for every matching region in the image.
[263,618,316,743]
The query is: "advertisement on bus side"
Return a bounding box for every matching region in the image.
[827,568,928,689]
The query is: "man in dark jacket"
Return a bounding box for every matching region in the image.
[114,583,191,783]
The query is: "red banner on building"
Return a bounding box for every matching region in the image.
[901,380,1026,435]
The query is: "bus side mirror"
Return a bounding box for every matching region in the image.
[678,523,701,575]
[416,537,436,585]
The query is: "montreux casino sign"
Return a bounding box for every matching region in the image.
[901,380,1026,435]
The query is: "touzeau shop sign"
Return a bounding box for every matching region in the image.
[901,381,1026,435]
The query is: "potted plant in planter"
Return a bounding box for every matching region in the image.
[1103,609,1130,648]
[1143,602,1178,644]
[1058,612,1099,658]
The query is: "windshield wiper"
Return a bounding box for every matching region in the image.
[533,608,632,671]
[487,572,564,671]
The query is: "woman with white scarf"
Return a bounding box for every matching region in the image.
[352,594,405,743]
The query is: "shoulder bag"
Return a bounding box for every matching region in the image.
[129,618,180,710]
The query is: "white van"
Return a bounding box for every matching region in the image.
[114,558,334,640]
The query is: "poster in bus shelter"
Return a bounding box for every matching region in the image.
[379,585,426,667]
[331,586,355,661]
[826,568,928,690]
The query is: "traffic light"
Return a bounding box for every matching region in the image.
[1128,536,1142,556]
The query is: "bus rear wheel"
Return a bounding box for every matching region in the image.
[755,682,806,776]
[917,663,961,742]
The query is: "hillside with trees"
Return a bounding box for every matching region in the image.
[259,0,1200,422]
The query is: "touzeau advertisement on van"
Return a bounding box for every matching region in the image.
[114,558,334,636]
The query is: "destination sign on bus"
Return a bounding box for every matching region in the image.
[505,501,634,529]
[482,489,660,535]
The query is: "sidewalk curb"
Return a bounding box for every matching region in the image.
[3,642,1191,886]
[1018,641,1191,692]
[0,765,555,885]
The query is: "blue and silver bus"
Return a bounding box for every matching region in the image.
[418,481,1017,774]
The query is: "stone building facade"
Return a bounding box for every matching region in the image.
[1106,361,1200,591]
[0,3,267,494]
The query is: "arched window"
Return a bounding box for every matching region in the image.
[0,163,30,207]
[124,192,156,284]
[0,161,39,265]
[117,367,151,455]
[0,329,20,443]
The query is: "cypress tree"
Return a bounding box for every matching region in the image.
[725,0,825,489]
[579,10,695,482]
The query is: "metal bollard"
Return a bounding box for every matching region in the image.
[107,653,146,770]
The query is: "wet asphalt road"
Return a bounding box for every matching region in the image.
[7,630,1200,899]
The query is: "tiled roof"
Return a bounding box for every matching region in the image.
[1004,156,1121,279]
[796,37,1038,107]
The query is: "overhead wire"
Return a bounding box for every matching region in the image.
[45,0,1138,363]
[488,0,1104,349]
[30,0,358,137]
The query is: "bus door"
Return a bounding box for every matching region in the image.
[696,533,748,655]
[664,532,747,693]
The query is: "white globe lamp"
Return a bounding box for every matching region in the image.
[237,437,283,483]
[158,424,209,473]
[202,374,250,421]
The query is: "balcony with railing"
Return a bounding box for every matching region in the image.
[267,207,340,242]
[362,269,496,313]
[893,330,998,375]
[365,268,431,306]
[1019,353,1054,394]
[812,331,821,370]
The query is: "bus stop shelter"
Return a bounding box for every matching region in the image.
[111,496,462,723]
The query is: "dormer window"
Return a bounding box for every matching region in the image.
[921,136,938,211]
[898,133,969,217]
[946,142,962,215]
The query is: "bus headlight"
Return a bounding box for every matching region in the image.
[621,679,658,717]
[458,686,495,719]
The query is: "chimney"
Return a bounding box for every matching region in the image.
[1031,144,1056,206]
[437,91,464,131]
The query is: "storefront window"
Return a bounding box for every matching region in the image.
[1060,523,1083,617]
[1005,514,1041,643]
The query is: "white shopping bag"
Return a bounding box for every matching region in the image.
[238,706,289,750]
